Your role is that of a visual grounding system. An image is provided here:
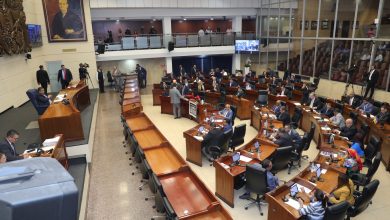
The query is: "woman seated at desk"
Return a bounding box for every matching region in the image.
[349,133,365,158]
[298,189,326,220]
[329,174,355,205]
[344,148,363,176]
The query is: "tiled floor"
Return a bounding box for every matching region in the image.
[86,88,390,220]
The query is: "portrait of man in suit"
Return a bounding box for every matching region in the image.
[43,0,87,42]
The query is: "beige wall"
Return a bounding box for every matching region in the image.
[97,58,166,85]
[0,0,97,113]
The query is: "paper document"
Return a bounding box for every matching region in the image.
[194,136,204,141]
[323,118,329,122]
[239,155,252,163]
[314,116,321,119]
[296,183,312,194]
[293,103,301,106]
[221,163,230,169]
[321,169,327,174]
[321,127,331,131]
[214,119,223,123]
[285,199,301,210]
[42,136,60,147]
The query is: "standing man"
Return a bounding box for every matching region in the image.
[0,130,28,162]
[57,64,73,89]
[169,83,182,119]
[96,66,105,93]
[364,66,379,99]
[36,65,50,95]
[136,64,147,88]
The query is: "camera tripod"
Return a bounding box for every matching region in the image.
[85,73,95,88]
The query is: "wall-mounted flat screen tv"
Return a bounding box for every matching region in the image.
[27,24,43,48]
[235,40,259,54]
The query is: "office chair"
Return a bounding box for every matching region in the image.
[257,90,268,106]
[151,173,165,213]
[151,196,178,220]
[271,145,294,173]
[364,136,381,167]
[290,108,303,129]
[302,122,315,160]
[145,166,157,204]
[138,158,151,190]
[351,152,381,190]
[132,146,144,172]
[208,129,233,165]
[323,201,350,220]
[243,164,268,216]
[360,122,370,144]
[129,138,139,166]
[346,179,380,220]
[26,89,49,115]
[230,105,237,125]
[288,133,308,174]
[229,124,246,152]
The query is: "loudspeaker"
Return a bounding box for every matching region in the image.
[168,41,174,52]
[97,44,105,54]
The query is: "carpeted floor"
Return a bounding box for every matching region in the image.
[86,87,390,220]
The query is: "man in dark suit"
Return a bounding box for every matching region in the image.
[376,105,390,124]
[333,118,357,140]
[320,102,334,118]
[96,66,105,93]
[0,130,27,162]
[279,85,292,99]
[228,78,238,87]
[36,87,51,110]
[36,65,50,95]
[285,124,302,147]
[277,106,291,126]
[57,64,73,89]
[346,92,361,108]
[201,124,224,160]
[190,64,198,77]
[300,83,310,104]
[235,87,245,98]
[181,80,191,95]
[136,64,147,88]
[364,67,379,99]
[306,92,322,109]
[273,128,293,147]
[177,64,186,79]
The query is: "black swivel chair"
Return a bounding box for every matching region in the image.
[349,111,358,123]
[209,129,233,164]
[302,122,315,160]
[257,90,268,106]
[26,89,49,115]
[137,158,151,190]
[132,145,144,172]
[271,145,294,173]
[360,122,370,144]
[351,152,381,190]
[290,108,303,129]
[364,136,381,167]
[151,173,165,214]
[288,133,308,174]
[230,105,237,125]
[229,124,246,151]
[323,201,350,220]
[243,164,268,216]
[346,179,380,220]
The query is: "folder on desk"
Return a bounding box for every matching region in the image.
[42,136,60,147]
[194,136,204,141]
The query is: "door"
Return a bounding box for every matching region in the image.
[330,21,339,37]
[46,61,62,93]
[341,21,350,38]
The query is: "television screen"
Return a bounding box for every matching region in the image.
[27,24,43,48]
[235,40,259,54]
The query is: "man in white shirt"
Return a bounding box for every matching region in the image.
[364,67,379,99]
[198,28,205,36]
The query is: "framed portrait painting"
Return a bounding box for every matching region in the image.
[42,0,87,42]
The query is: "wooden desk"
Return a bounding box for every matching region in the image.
[125,113,153,132]
[214,138,277,207]
[244,89,258,104]
[225,95,251,120]
[133,128,167,150]
[38,81,90,141]
[159,168,223,219]
[152,88,164,105]
[26,134,69,169]
[144,143,187,176]
[205,91,221,107]
[183,124,207,167]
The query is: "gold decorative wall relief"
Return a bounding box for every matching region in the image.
[0,0,31,56]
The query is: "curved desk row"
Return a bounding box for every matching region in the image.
[38,80,90,142]
[122,79,232,219]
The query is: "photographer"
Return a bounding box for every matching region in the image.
[79,63,89,81]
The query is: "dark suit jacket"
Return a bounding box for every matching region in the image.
[236,90,245,98]
[36,94,50,107]
[347,96,361,109]
[229,81,238,87]
[320,106,334,118]
[277,112,291,126]
[340,125,358,140]
[0,138,23,161]
[36,70,50,84]
[376,112,390,124]
[274,133,293,147]
[181,85,190,95]
[367,69,379,86]
[306,97,322,109]
[202,128,224,149]
[57,69,73,83]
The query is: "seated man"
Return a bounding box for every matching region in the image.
[239,159,279,199]
[228,78,238,87]
[346,92,361,108]
[272,128,293,147]
[320,102,334,118]
[201,123,224,160]
[36,87,52,107]
[0,130,28,162]
[285,124,302,147]
[330,108,346,128]
[245,82,254,90]
[219,104,233,124]
[376,104,390,124]
[272,100,282,117]
[305,92,322,109]
[235,86,245,98]
[279,85,292,99]
[356,99,374,115]
[222,119,232,132]
[277,106,291,126]
[333,118,357,140]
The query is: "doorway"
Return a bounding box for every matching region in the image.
[46,61,62,93]
[341,21,350,38]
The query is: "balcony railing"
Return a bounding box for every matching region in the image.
[94,32,257,51]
